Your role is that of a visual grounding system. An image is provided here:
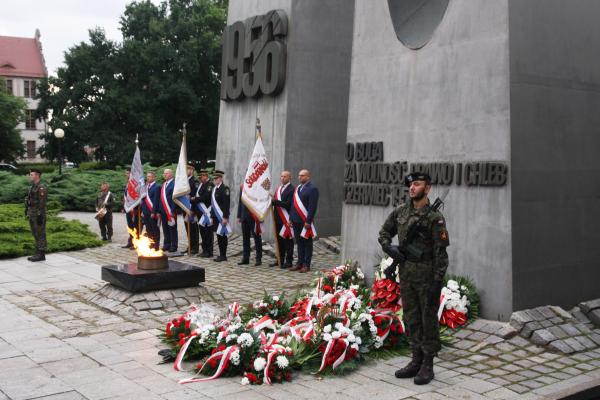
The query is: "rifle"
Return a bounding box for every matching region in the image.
[383,189,449,280]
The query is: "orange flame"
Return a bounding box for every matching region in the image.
[127,228,164,257]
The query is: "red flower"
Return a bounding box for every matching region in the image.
[218,344,226,351]
[185,320,191,329]
[374,316,383,325]
[246,372,258,383]
[196,362,203,370]
[323,285,333,292]
[178,338,186,346]
[179,333,185,339]
[330,297,338,305]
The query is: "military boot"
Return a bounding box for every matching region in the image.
[413,353,435,385]
[28,253,46,262]
[395,349,423,378]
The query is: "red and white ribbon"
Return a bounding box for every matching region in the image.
[174,331,198,372]
[318,338,349,372]
[274,185,294,239]
[437,293,447,321]
[160,179,175,226]
[249,316,276,332]
[264,345,286,385]
[293,188,317,239]
[179,345,238,384]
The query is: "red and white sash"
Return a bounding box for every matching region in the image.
[161,179,175,226]
[274,185,293,239]
[144,182,154,211]
[293,187,317,239]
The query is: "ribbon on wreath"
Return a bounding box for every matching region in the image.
[262,343,287,385]
[174,331,198,372]
[178,345,239,384]
[318,338,349,372]
[440,309,467,329]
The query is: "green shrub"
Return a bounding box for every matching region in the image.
[14,163,57,175]
[0,203,102,258]
[79,161,115,170]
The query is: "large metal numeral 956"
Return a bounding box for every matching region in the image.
[220,10,288,101]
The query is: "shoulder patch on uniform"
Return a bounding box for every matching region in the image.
[39,187,46,197]
[437,219,444,225]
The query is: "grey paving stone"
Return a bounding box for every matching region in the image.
[575,322,593,334]
[559,323,580,336]
[456,378,500,394]
[509,311,533,331]
[520,379,544,389]
[496,326,517,339]
[531,329,556,346]
[484,387,520,399]
[472,373,492,380]
[508,335,530,347]
[487,377,510,386]
[536,306,557,319]
[498,353,517,362]
[518,369,541,379]
[525,309,546,321]
[531,364,554,374]
[455,366,478,374]
[575,335,596,350]
[564,337,586,352]
[452,339,477,350]
[500,364,522,373]
[487,369,509,377]
[548,340,575,354]
[468,354,489,362]
[579,299,600,314]
[547,325,569,340]
[588,332,600,346]
[468,331,489,341]
[550,305,573,320]
[539,319,553,328]
[521,321,542,338]
[484,335,503,345]
[507,384,529,394]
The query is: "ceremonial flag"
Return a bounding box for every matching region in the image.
[173,130,192,215]
[124,144,146,212]
[241,134,272,221]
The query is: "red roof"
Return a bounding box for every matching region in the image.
[0,34,47,78]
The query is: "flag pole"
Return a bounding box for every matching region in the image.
[136,134,141,239]
[256,118,282,267]
[183,123,191,257]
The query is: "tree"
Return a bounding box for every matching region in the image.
[36,0,227,165]
[0,78,26,163]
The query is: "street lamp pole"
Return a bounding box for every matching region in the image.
[54,128,65,175]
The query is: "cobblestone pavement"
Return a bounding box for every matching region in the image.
[0,214,598,399]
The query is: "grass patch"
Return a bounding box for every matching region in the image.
[0,203,102,258]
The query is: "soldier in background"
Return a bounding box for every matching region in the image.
[191,169,214,258]
[95,182,115,241]
[25,169,47,262]
[237,187,263,266]
[378,172,450,385]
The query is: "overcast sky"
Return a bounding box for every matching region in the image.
[0,0,160,76]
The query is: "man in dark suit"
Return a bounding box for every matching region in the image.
[142,171,161,251]
[185,164,200,254]
[271,170,295,268]
[191,169,214,258]
[289,169,319,273]
[210,170,230,262]
[159,168,178,254]
[237,188,263,266]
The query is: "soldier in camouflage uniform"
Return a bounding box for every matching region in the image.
[25,169,47,262]
[378,172,449,385]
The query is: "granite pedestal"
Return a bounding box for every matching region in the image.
[101,260,205,293]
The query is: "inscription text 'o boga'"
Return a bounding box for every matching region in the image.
[220,10,288,101]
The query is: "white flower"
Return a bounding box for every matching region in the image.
[323,325,332,333]
[272,295,279,301]
[348,334,356,342]
[237,333,254,348]
[275,355,289,369]
[351,343,359,350]
[447,280,459,291]
[356,268,365,279]
[335,322,344,330]
[355,336,362,345]
[350,312,357,319]
[332,331,341,339]
[226,334,238,343]
[253,357,267,371]
[230,350,240,365]
[241,377,250,385]
[323,333,332,341]
[374,337,383,348]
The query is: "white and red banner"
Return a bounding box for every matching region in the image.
[124,145,146,212]
[173,132,192,215]
[241,135,272,222]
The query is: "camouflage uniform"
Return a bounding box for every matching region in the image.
[26,181,47,258]
[96,190,115,241]
[378,201,449,355]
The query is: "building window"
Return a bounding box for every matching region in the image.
[25,110,36,129]
[27,141,36,159]
[24,80,36,98]
[5,79,12,94]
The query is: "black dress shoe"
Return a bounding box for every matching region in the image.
[281,264,291,269]
[28,254,45,262]
[255,260,262,266]
[237,260,249,265]
[214,256,227,262]
[269,262,279,267]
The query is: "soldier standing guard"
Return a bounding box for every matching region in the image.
[210,170,231,262]
[378,172,450,385]
[192,169,214,258]
[25,169,47,262]
[96,182,115,241]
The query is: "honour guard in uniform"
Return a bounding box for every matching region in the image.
[210,170,231,261]
[192,169,214,257]
[271,170,295,268]
[95,182,115,241]
[378,172,450,385]
[25,169,47,262]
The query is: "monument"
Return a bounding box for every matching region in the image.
[217,0,600,320]
[215,0,355,238]
[342,0,600,320]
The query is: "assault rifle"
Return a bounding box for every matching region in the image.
[383,189,449,280]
